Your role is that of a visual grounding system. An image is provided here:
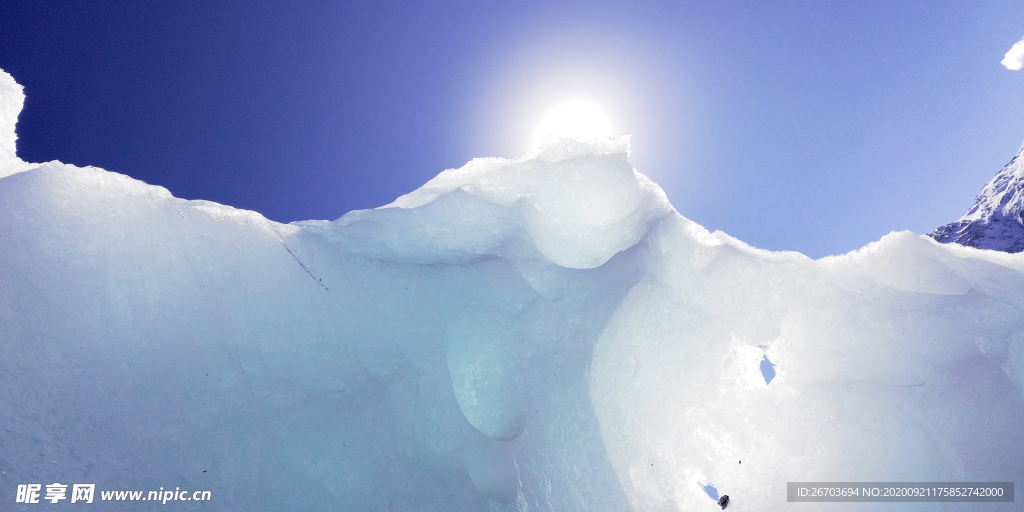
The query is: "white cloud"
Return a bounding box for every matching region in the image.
[1002,36,1024,70]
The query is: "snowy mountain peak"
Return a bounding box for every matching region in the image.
[929,140,1024,253]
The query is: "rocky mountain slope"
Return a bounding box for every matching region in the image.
[930,141,1024,252]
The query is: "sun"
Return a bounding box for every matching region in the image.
[534,100,614,145]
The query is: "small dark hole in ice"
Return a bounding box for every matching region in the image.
[703,484,719,500]
[760,355,776,384]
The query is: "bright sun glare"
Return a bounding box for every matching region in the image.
[534,100,614,145]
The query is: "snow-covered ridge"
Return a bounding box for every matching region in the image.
[930,141,1024,252]
[2,68,1022,511]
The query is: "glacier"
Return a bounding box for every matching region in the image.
[1,68,1022,511]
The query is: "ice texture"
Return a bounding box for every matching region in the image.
[930,141,1024,252]
[1,68,1022,511]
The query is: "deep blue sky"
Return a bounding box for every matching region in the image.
[1,1,1022,258]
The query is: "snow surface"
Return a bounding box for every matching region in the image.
[930,141,1024,253]
[1,68,1022,511]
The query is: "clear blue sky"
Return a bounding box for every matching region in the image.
[1,1,1022,258]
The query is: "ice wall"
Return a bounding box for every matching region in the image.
[0,70,33,178]
[1,68,1022,511]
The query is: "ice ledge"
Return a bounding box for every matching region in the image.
[329,134,673,269]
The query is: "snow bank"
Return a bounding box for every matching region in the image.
[1,68,1021,511]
